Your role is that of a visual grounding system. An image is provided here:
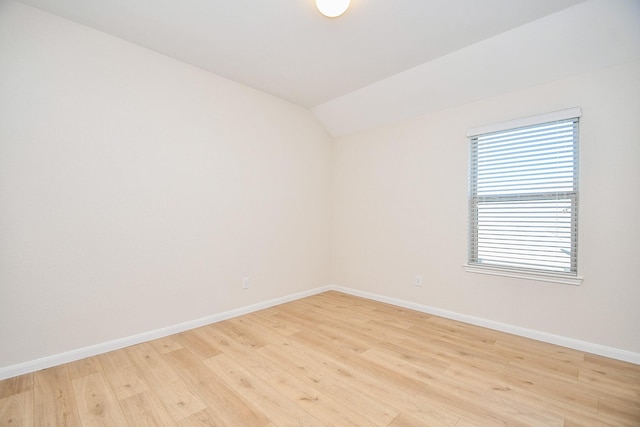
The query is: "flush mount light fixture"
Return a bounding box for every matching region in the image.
[316,0,350,18]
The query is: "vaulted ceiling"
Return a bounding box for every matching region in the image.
[13,0,640,136]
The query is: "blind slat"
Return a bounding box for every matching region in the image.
[468,115,579,275]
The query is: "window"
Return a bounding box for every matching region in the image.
[466,108,582,285]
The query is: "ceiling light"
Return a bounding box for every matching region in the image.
[316,0,350,18]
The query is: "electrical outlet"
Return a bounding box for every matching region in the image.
[415,275,422,287]
[242,277,250,289]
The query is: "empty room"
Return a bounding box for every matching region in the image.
[1,0,639,425]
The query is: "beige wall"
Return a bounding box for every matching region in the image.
[0,2,331,368]
[331,59,640,354]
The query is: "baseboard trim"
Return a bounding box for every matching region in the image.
[0,286,333,381]
[328,285,640,365]
[2,283,638,380]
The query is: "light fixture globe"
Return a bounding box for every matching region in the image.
[316,0,350,18]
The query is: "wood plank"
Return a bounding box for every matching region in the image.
[203,353,326,427]
[442,359,604,426]
[257,341,400,425]
[151,336,184,355]
[361,347,562,427]
[214,317,269,350]
[500,362,600,411]
[71,372,129,426]
[170,329,221,360]
[101,363,150,401]
[243,310,301,337]
[162,348,270,427]
[97,350,149,400]
[578,363,640,400]
[0,374,33,400]
[387,411,458,427]
[119,390,177,426]
[66,356,103,380]
[597,397,640,424]
[266,370,377,427]
[177,408,224,427]
[126,341,207,421]
[33,365,81,427]
[153,379,207,422]
[126,342,181,390]
[0,391,33,427]
[584,353,640,375]
[194,325,283,381]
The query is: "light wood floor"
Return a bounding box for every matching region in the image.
[1,291,639,426]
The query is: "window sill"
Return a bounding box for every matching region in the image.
[463,264,583,286]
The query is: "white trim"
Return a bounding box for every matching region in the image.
[328,285,640,366]
[0,286,333,381]
[466,107,582,137]
[463,264,583,286]
[2,283,638,380]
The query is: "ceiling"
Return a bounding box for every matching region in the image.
[16,0,586,109]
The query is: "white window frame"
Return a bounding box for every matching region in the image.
[464,108,583,285]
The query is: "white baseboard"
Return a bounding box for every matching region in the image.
[0,286,333,381]
[2,283,638,380]
[328,285,640,365]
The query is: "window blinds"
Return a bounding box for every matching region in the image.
[469,113,579,275]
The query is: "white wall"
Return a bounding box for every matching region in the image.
[2,0,639,374]
[331,59,640,354]
[0,1,331,368]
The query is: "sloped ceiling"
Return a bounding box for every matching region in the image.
[14,0,640,136]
